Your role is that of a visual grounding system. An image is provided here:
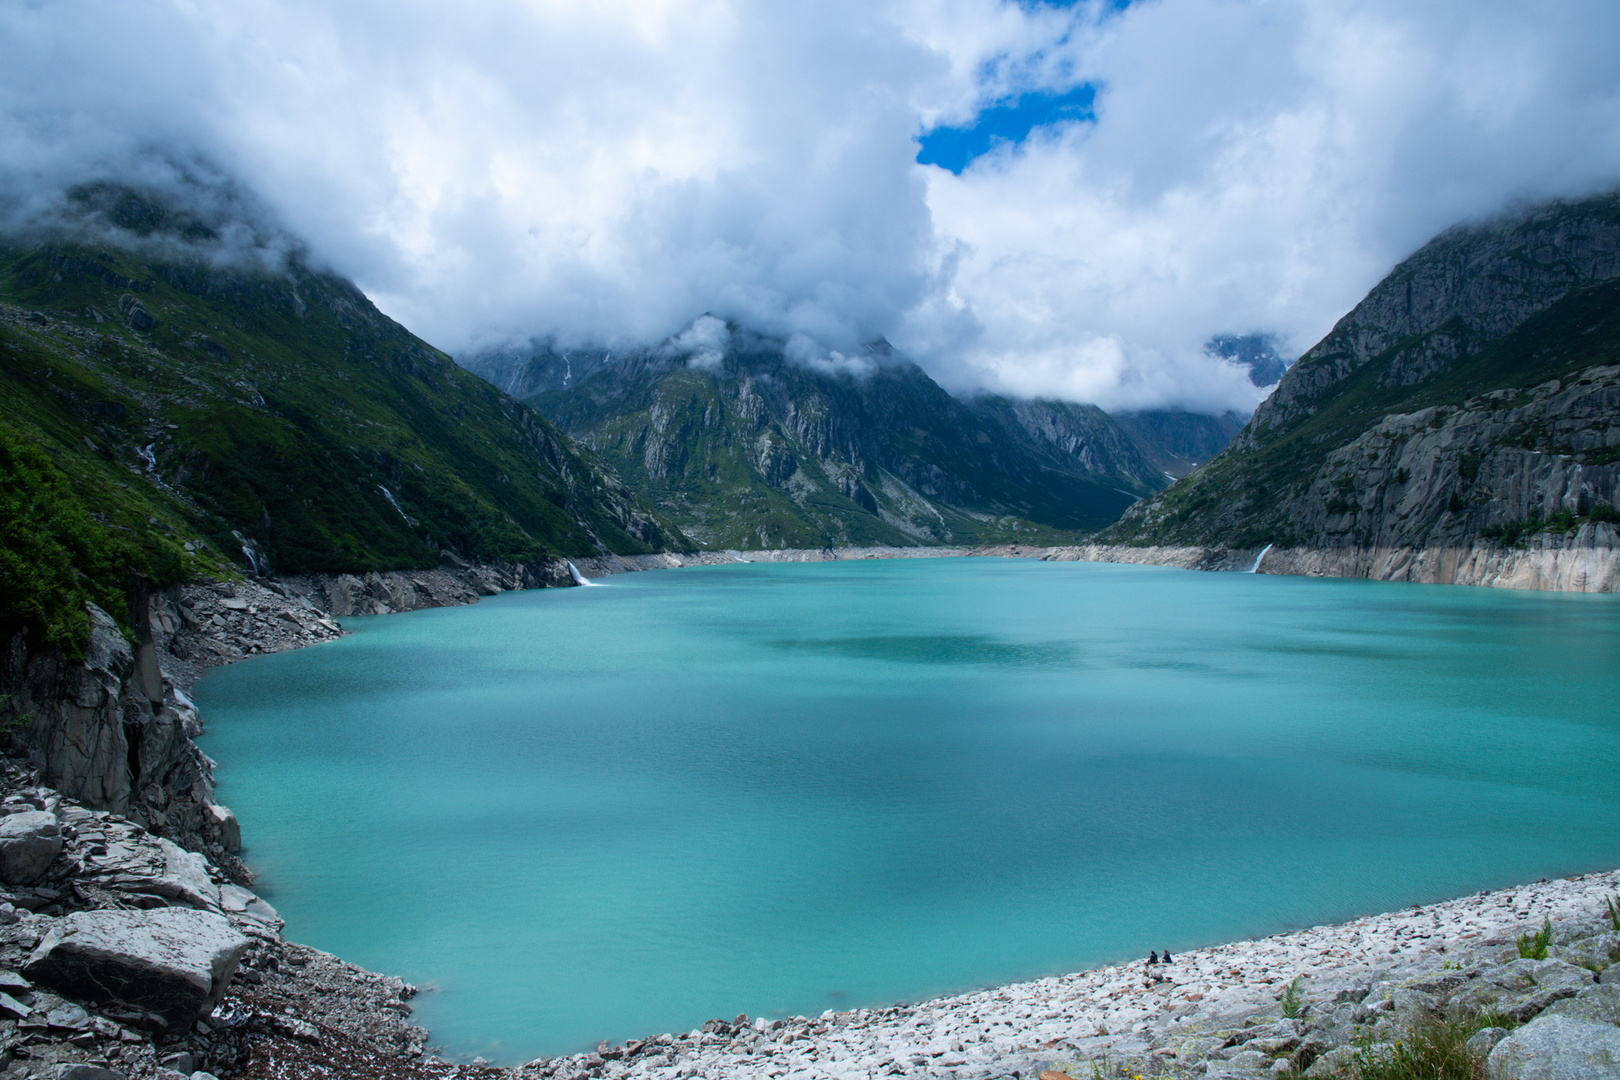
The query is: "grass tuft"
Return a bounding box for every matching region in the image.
[1345,1016,1490,1080]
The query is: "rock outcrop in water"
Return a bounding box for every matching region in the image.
[1099,191,1620,592]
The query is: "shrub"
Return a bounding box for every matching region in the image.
[1516,917,1552,961]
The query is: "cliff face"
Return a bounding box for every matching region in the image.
[1244,194,1620,447]
[2,603,226,859]
[1103,191,1620,589]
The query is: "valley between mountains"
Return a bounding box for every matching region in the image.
[0,179,1617,1080]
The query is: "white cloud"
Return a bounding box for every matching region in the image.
[668,314,732,370]
[903,0,1620,410]
[2,0,1619,413]
[783,333,879,378]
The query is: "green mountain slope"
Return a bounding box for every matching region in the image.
[480,330,1151,549]
[1106,192,1620,551]
[0,187,686,649]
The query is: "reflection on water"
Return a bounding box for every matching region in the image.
[770,633,1079,667]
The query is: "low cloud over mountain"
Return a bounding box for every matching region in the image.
[4,0,1619,413]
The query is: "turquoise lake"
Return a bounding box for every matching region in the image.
[192,558,1620,1062]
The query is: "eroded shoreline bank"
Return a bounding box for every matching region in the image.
[562,535,1620,593]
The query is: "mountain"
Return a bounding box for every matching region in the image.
[464,327,1164,549]
[1111,408,1248,479]
[1103,191,1620,563]
[0,185,685,652]
[962,395,1170,496]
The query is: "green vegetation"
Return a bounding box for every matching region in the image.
[1344,1016,1489,1080]
[1606,894,1620,933]
[0,423,183,657]
[1516,917,1552,960]
[1478,504,1620,547]
[0,185,686,654]
[532,344,1133,549]
[1281,975,1306,1019]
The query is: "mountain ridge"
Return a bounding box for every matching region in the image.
[464,328,1190,550]
[1092,189,1620,590]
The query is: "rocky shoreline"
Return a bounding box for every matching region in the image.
[523,870,1620,1080]
[1,553,1617,1078]
[1038,530,1620,593]
[558,538,1620,593]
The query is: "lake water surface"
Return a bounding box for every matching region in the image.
[193,559,1620,1062]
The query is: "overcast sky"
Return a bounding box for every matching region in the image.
[4,0,1620,412]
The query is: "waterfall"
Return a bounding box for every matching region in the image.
[1248,543,1274,573]
[565,560,602,586]
[377,485,411,523]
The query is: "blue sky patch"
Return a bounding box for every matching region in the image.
[916,84,1097,174]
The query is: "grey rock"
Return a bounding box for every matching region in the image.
[0,811,63,884]
[1225,1049,1270,1071]
[1542,984,1620,1025]
[158,1053,195,1074]
[1487,1014,1620,1079]
[1552,932,1620,970]
[0,991,28,1019]
[219,883,280,926]
[1390,987,1441,1020]
[54,1067,126,1080]
[191,1073,222,1080]
[205,804,240,853]
[1604,964,1620,986]
[1454,957,1595,1021]
[23,908,249,1029]
[1467,1026,1509,1059]
[46,1000,93,1030]
[82,835,221,912]
[0,969,30,993]
[1525,960,1597,995]
[27,605,137,812]
[1302,1045,1358,1077]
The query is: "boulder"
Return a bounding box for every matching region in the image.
[1487,1014,1620,1079]
[54,1067,126,1080]
[219,883,280,927]
[23,909,249,1030]
[1466,1026,1510,1060]
[0,810,63,884]
[1541,984,1620,1024]
[1455,958,1594,1021]
[205,804,240,854]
